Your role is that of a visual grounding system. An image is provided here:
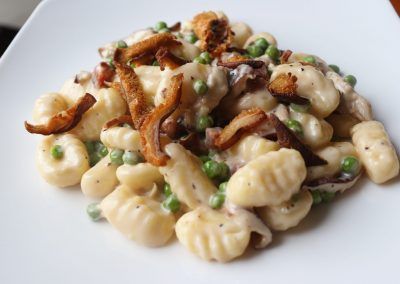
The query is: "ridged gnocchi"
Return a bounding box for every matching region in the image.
[226,148,307,207]
[100,126,141,151]
[351,121,399,183]
[230,22,253,48]
[32,92,68,124]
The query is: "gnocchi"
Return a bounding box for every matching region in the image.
[100,126,141,151]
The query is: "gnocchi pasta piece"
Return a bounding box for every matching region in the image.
[326,114,360,138]
[100,185,175,247]
[59,77,97,106]
[160,143,217,209]
[100,126,141,151]
[116,163,164,195]
[307,142,358,181]
[171,39,201,61]
[243,32,278,48]
[69,88,127,141]
[32,92,68,124]
[290,110,333,149]
[226,148,307,207]
[228,89,278,117]
[36,134,89,187]
[175,206,252,262]
[286,52,330,74]
[135,66,163,105]
[271,63,340,118]
[81,155,119,198]
[351,121,399,184]
[256,190,313,231]
[230,22,253,48]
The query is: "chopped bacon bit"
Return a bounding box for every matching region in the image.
[269,114,327,167]
[114,61,151,129]
[25,93,96,135]
[113,33,181,64]
[140,73,183,166]
[268,73,310,105]
[303,173,362,193]
[213,108,268,150]
[280,50,293,64]
[127,52,155,67]
[177,132,206,155]
[161,116,186,139]
[168,22,181,32]
[102,115,134,130]
[218,59,265,69]
[155,47,189,70]
[93,62,115,88]
[192,11,233,56]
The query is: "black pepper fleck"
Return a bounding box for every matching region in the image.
[219,224,223,227]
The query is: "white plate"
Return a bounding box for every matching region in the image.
[1,0,399,283]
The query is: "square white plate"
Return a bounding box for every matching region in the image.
[1,0,399,283]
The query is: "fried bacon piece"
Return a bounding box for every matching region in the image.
[217,59,265,69]
[114,33,181,64]
[303,173,362,193]
[192,11,233,56]
[114,61,151,129]
[102,115,134,130]
[168,22,181,32]
[280,50,293,64]
[140,73,183,166]
[269,113,327,167]
[268,73,310,105]
[155,47,189,71]
[25,93,96,135]
[213,108,268,150]
[177,132,206,155]
[93,62,115,88]
[127,52,155,67]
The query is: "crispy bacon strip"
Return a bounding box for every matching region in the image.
[192,11,233,56]
[102,115,134,130]
[280,50,293,64]
[269,114,327,167]
[217,59,265,69]
[214,108,268,150]
[25,93,96,135]
[155,47,189,71]
[114,33,181,64]
[114,61,151,129]
[140,73,183,166]
[268,73,310,105]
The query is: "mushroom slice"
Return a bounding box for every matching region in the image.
[140,73,183,166]
[214,108,268,150]
[217,59,265,69]
[155,47,189,70]
[303,173,362,193]
[25,93,96,135]
[114,33,181,64]
[269,113,327,167]
[268,73,310,105]
[102,115,134,130]
[115,61,151,129]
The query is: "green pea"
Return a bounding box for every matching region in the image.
[164,183,172,197]
[218,181,228,193]
[130,62,136,69]
[265,45,279,60]
[152,60,159,66]
[193,79,208,95]
[110,149,124,165]
[193,56,207,64]
[162,194,180,213]
[95,141,108,157]
[321,191,335,203]
[107,58,115,69]
[285,119,303,135]
[86,202,102,221]
[209,192,225,209]
[50,145,63,160]
[117,40,127,48]
[341,156,360,176]
[158,28,170,33]
[199,52,212,64]
[303,56,316,64]
[246,44,264,58]
[122,151,143,165]
[218,162,230,181]
[89,152,102,167]
[84,141,95,155]
[199,155,211,163]
[154,21,167,31]
[254,38,269,50]
[208,150,217,158]
[185,33,198,44]
[311,190,322,205]
[290,102,311,113]
[344,75,357,87]
[196,115,214,132]
[202,160,223,179]
[329,64,340,73]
